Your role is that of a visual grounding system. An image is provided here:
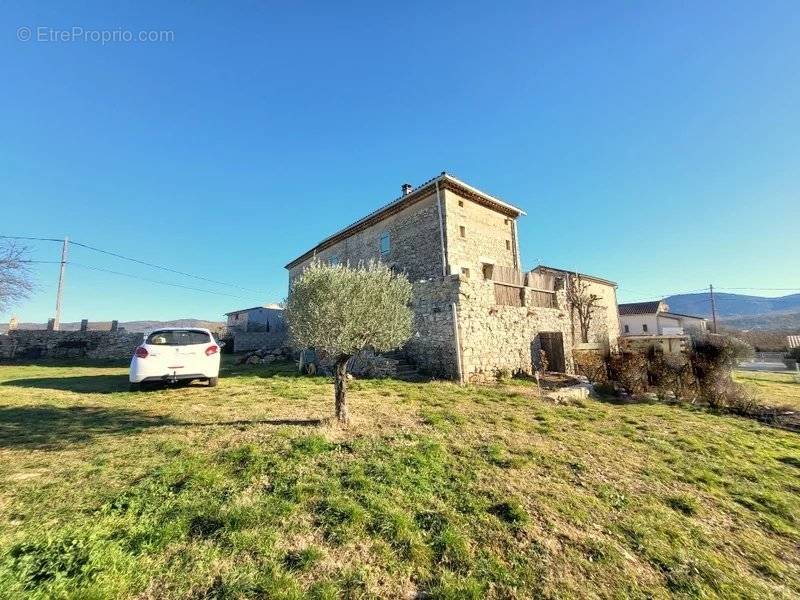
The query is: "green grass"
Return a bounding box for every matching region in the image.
[0,359,799,598]
[735,370,800,411]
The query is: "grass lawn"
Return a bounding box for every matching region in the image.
[0,359,799,599]
[735,370,800,412]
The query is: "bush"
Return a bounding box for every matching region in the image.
[572,349,609,383]
[608,352,648,395]
[648,351,695,401]
[690,334,753,408]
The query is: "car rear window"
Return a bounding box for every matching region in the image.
[146,330,211,346]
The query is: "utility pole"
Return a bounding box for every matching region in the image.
[54,236,68,331]
[709,283,717,334]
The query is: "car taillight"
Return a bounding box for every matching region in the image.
[135,346,148,358]
[205,345,219,356]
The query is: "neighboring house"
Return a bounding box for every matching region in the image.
[618,300,707,336]
[787,335,800,350]
[225,304,285,333]
[224,304,287,353]
[285,172,620,382]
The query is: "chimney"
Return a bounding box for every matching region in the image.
[401,183,413,196]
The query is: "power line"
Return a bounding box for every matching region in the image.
[715,287,800,292]
[3,234,265,294]
[69,262,258,301]
[19,260,62,264]
[0,235,63,243]
[67,240,265,294]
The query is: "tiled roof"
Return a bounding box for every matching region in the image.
[618,301,663,316]
[532,265,617,287]
[788,335,800,349]
[284,172,526,269]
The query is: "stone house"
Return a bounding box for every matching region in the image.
[224,305,285,333]
[285,172,620,382]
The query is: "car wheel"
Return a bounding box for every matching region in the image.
[129,383,142,392]
[208,377,218,387]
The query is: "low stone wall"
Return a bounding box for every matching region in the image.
[0,330,143,361]
[233,331,288,353]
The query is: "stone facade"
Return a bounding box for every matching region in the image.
[404,277,461,379]
[233,330,288,353]
[288,191,444,284]
[441,188,520,277]
[0,330,143,361]
[285,173,621,383]
[456,276,576,381]
[226,305,285,333]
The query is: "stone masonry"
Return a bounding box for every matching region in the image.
[0,330,143,361]
[286,173,620,383]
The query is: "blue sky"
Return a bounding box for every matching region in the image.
[2,1,798,323]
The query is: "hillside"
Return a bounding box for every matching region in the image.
[0,319,225,334]
[666,292,800,318]
[665,292,800,330]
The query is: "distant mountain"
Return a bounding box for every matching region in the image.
[0,319,225,334]
[664,292,800,330]
[665,292,800,318]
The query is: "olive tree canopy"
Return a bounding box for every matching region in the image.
[285,261,413,424]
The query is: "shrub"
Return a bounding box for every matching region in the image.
[608,352,648,395]
[648,351,695,401]
[572,349,609,383]
[690,334,754,408]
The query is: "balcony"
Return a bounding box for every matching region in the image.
[485,265,557,309]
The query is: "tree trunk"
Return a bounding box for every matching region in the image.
[334,354,351,425]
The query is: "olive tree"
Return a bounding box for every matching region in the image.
[285,261,413,424]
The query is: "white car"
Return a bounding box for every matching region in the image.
[129,328,222,391]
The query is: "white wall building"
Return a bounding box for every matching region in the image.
[619,300,707,336]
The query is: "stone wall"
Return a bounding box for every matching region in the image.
[404,277,461,379]
[0,330,143,361]
[442,188,520,277]
[288,191,445,284]
[233,330,288,353]
[456,277,577,382]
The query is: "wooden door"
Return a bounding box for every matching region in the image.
[539,332,566,373]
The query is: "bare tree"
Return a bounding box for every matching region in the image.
[0,242,33,312]
[566,273,601,344]
[285,261,413,425]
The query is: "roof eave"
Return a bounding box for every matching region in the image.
[284,173,526,270]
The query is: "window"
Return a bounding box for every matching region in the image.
[461,267,470,278]
[379,231,390,256]
[458,200,464,207]
[642,324,648,333]
[482,263,494,280]
[146,329,211,346]
[505,240,511,250]
[624,324,629,333]
[459,225,466,238]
